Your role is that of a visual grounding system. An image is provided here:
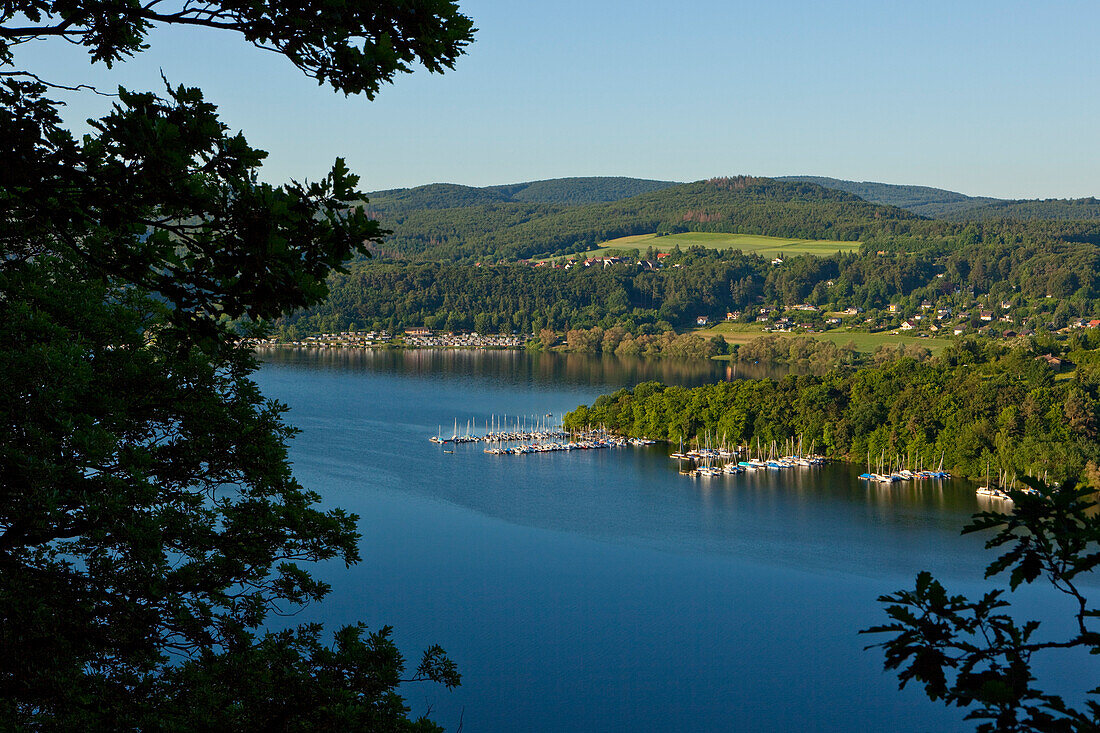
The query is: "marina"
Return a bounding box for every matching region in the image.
[428,413,1051,504]
[857,448,952,484]
[429,414,567,445]
[429,417,657,455]
[431,418,970,485]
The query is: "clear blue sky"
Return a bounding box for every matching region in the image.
[13,0,1100,198]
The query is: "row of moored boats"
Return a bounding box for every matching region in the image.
[429,415,567,445]
[484,436,656,455]
[434,420,1048,502]
[680,454,829,478]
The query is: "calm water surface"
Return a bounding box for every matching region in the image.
[254,349,1096,732]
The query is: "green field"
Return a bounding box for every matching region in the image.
[583,232,860,258]
[696,322,952,355]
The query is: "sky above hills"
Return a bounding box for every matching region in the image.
[15,0,1100,199]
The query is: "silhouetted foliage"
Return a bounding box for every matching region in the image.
[864,480,1100,731]
[0,0,472,727]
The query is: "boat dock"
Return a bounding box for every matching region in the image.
[430,416,657,456]
[429,414,568,445]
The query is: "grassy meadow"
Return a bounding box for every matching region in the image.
[584,232,861,258]
[696,321,953,355]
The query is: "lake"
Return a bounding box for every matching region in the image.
[254,348,1096,732]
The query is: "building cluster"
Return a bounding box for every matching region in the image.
[247,329,528,350]
[402,331,526,348]
[714,295,1100,341]
[245,331,395,348]
[517,252,676,270]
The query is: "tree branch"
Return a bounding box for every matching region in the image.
[0,70,116,97]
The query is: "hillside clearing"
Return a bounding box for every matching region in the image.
[696,322,952,354]
[587,232,860,258]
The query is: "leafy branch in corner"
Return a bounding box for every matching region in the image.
[863,479,1100,732]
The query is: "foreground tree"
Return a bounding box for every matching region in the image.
[864,480,1100,732]
[1,1,473,728]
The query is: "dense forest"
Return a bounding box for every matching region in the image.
[280,255,763,335]
[564,337,1100,486]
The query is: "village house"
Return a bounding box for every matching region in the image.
[841,306,863,316]
[888,304,900,313]
[980,310,993,322]
[900,321,915,331]
[696,315,709,326]
[1035,354,1070,372]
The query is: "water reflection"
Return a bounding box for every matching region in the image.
[256,347,787,390]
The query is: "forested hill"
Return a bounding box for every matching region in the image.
[363,176,679,215]
[941,197,1100,222]
[777,176,1002,218]
[364,176,922,261]
[494,177,681,204]
[778,176,1100,222]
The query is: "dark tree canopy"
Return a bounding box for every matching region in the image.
[864,480,1100,731]
[0,0,472,729]
[0,0,474,97]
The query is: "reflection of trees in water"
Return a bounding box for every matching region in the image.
[256,348,790,387]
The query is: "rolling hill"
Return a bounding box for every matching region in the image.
[362,176,679,216]
[777,176,1002,218]
[940,197,1100,221]
[358,174,1100,261]
[366,176,922,261]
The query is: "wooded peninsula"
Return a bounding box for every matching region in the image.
[563,335,1100,486]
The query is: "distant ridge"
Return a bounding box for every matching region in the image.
[939,197,1100,222]
[776,176,1002,218]
[363,176,679,215]
[489,177,681,205]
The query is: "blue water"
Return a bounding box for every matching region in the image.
[254,349,1097,732]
